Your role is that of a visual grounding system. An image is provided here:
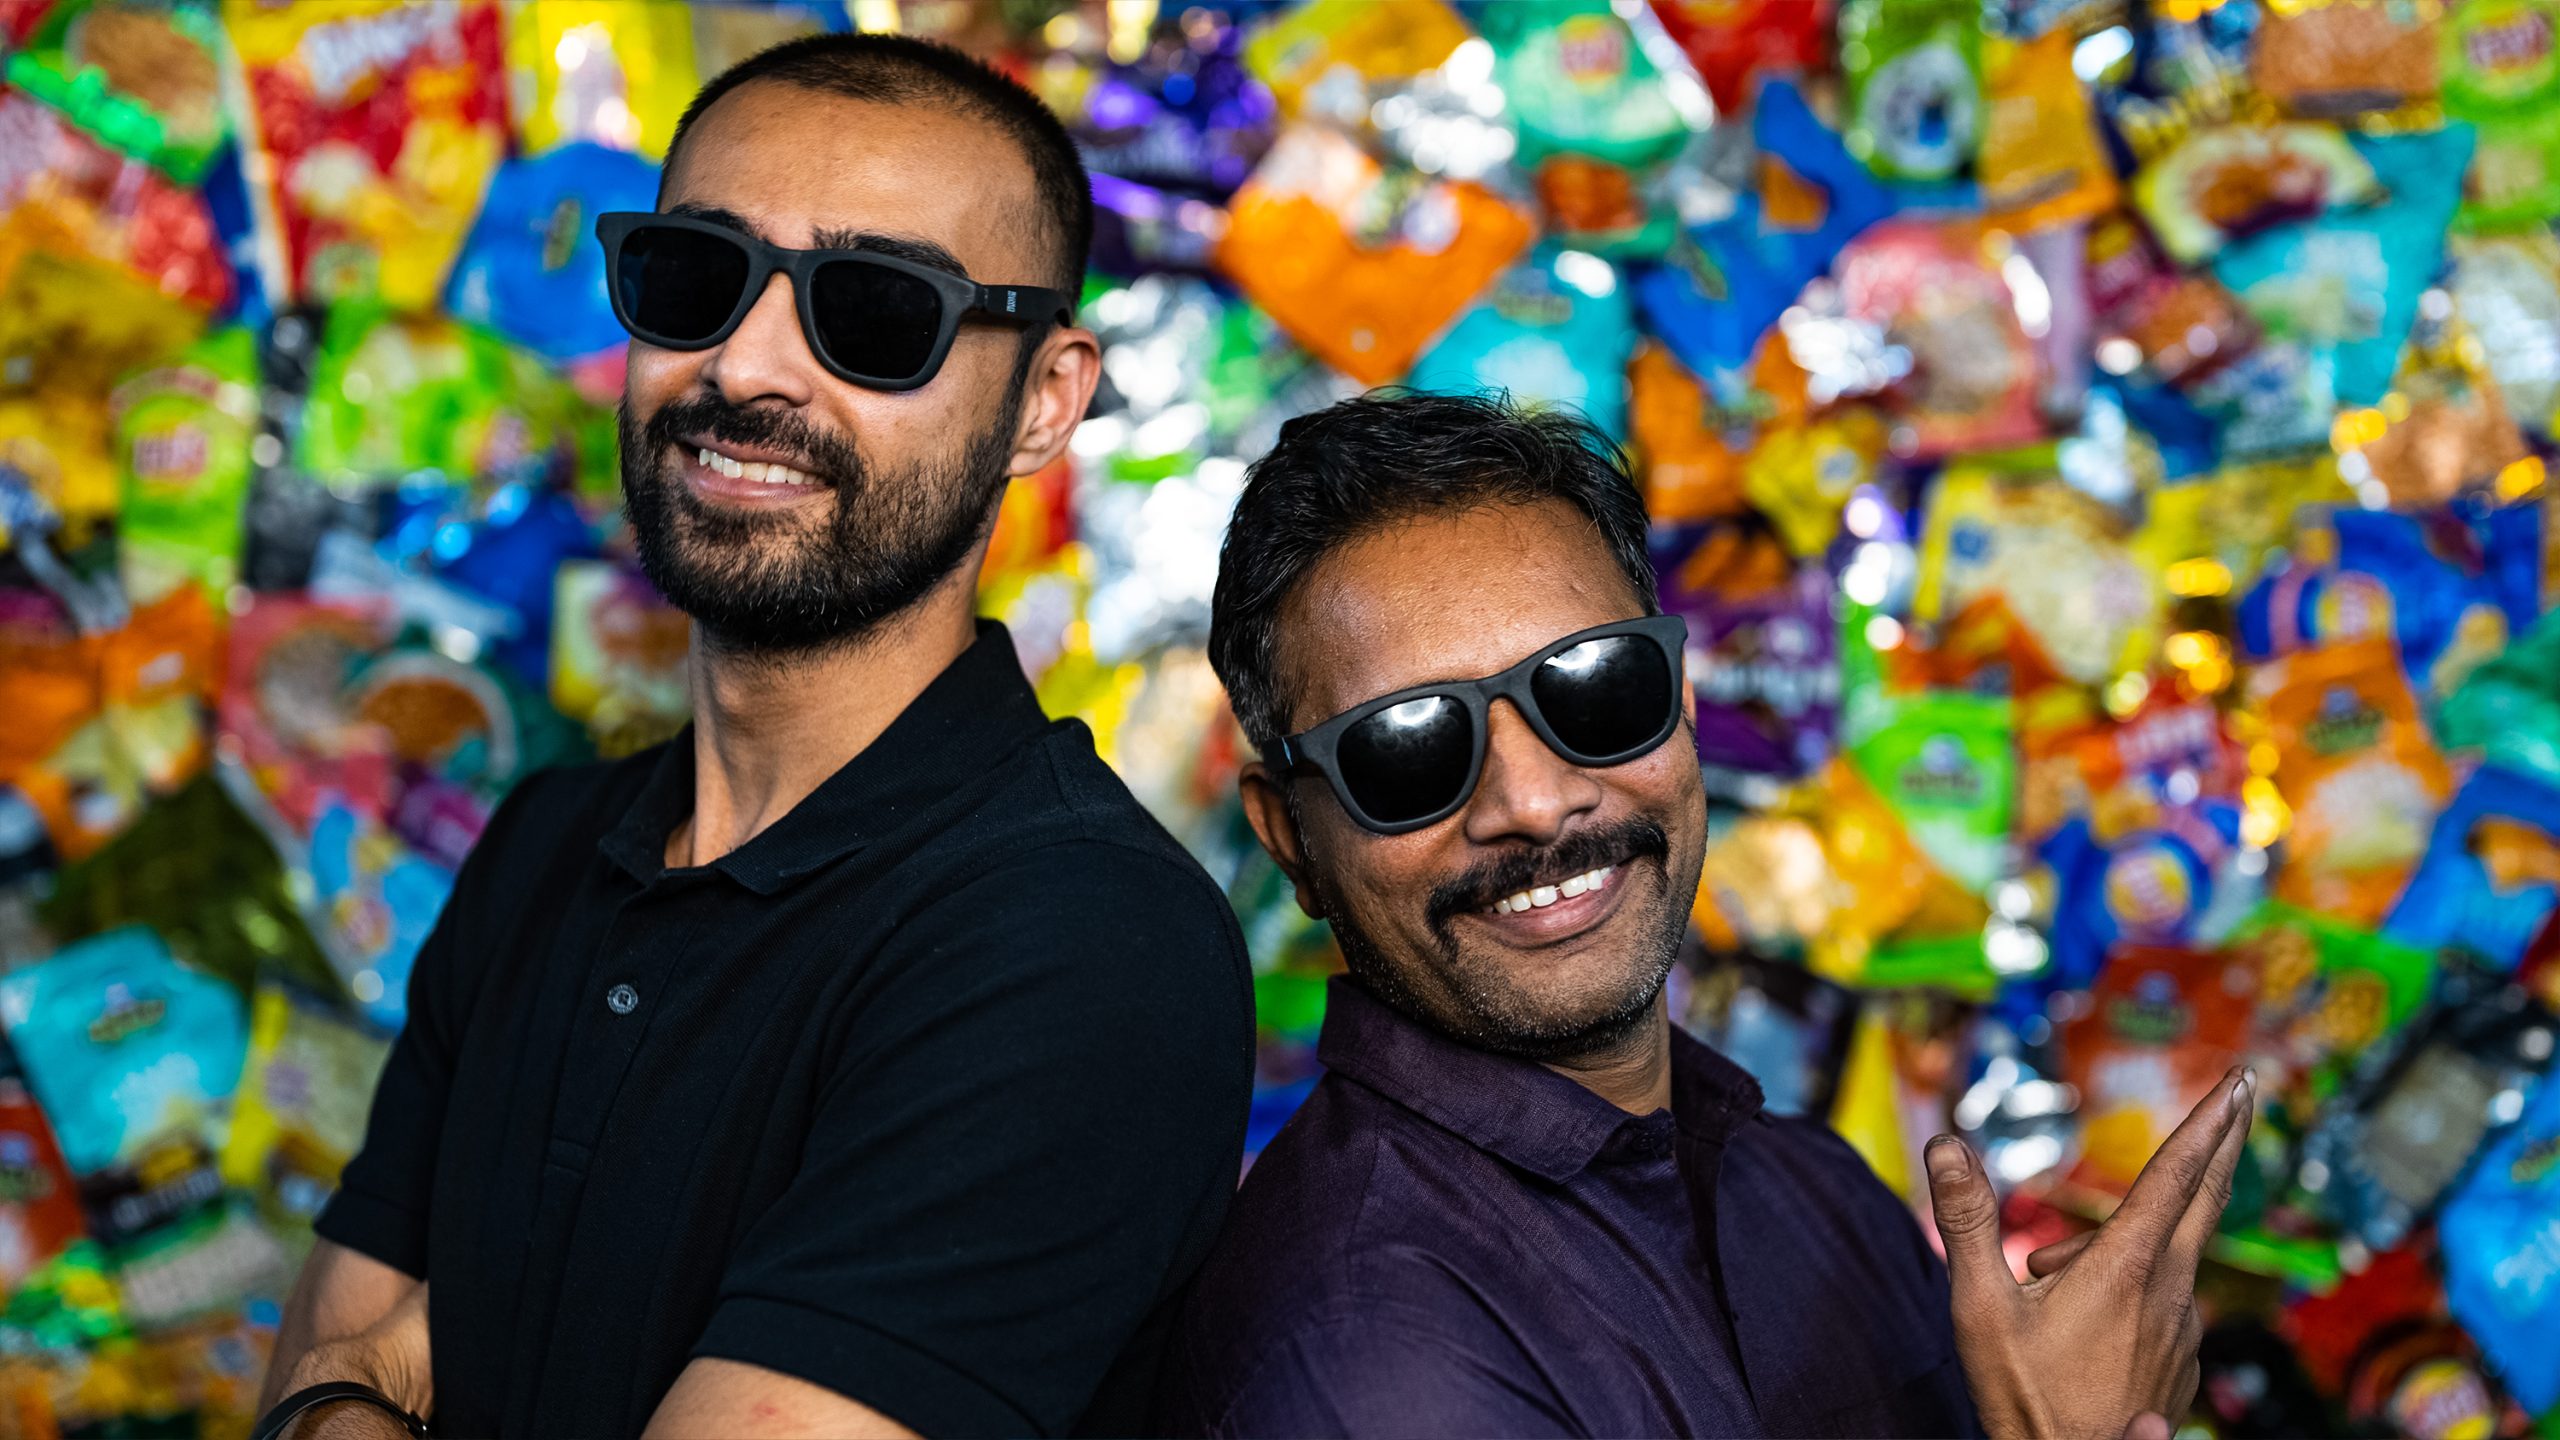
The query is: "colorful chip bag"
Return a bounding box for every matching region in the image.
[1405,244,1635,436]
[2442,0,2560,229]
[2439,1070,2560,1416]
[1916,451,2159,685]
[1839,0,1983,183]
[445,142,660,362]
[217,985,390,1228]
[110,325,259,605]
[1979,29,2118,230]
[1243,0,1470,120]
[1214,124,1536,385]
[2061,942,2260,1198]
[0,927,246,1179]
[1649,0,1832,114]
[503,0,698,159]
[1837,219,2047,458]
[1633,79,1899,377]
[2251,0,2444,120]
[226,0,511,307]
[3,0,228,182]
[2256,638,2455,926]
[2386,765,2560,971]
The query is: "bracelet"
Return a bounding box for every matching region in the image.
[250,1381,431,1440]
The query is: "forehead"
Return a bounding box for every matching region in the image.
[1274,500,1649,732]
[663,79,1044,280]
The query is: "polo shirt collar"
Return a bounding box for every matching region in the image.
[597,620,1052,892]
[1314,975,1765,1184]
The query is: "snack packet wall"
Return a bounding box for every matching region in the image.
[2061,942,2260,1198]
[2439,1070,2560,1417]
[2386,765,2560,971]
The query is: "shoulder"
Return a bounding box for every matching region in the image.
[1174,1077,1519,1372]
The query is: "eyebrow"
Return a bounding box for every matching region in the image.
[664,203,974,281]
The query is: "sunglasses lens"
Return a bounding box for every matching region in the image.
[1532,633,1677,761]
[810,259,946,381]
[616,224,753,344]
[1336,695,1475,827]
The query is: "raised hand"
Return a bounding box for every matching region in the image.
[1925,1067,2255,1440]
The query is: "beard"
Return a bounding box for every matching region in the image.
[1323,813,1690,1063]
[619,376,1023,657]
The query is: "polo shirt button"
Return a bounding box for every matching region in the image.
[606,983,639,1015]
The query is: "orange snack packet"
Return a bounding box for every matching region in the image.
[1214,125,1535,385]
[2258,638,2455,925]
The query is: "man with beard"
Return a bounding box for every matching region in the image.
[1162,392,2254,1439]
[255,33,1252,1440]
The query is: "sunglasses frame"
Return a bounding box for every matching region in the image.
[1273,614,1691,836]
[595,211,1077,393]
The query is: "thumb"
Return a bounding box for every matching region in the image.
[1925,1135,2012,1303]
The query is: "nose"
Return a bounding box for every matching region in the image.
[697,271,818,408]
[1461,699,1603,848]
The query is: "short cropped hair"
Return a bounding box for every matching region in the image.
[664,31,1093,294]
[1208,391,1660,754]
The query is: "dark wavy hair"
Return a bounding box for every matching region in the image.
[1208,390,1660,754]
[663,31,1093,295]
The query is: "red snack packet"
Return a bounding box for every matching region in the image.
[2061,943,2261,1200]
[226,0,510,308]
[1648,0,1832,114]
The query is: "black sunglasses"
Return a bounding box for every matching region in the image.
[595,211,1077,392]
[1273,616,1690,836]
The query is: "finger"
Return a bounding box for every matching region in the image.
[2098,1068,2250,1266]
[2164,1073,2256,1282]
[2024,1229,2095,1279]
[1924,1136,2015,1309]
[2123,1413,2172,1440]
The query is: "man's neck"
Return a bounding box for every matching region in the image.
[1540,1000,1676,1117]
[664,577,981,869]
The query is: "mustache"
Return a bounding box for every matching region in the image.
[1424,815,1672,926]
[643,391,863,490]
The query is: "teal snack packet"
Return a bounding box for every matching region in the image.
[1479,0,1692,174]
[1840,0,1983,183]
[112,326,261,604]
[0,927,247,1177]
[1405,245,1636,437]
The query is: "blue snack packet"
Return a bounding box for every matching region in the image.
[2385,765,2560,973]
[0,928,247,1177]
[445,142,662,361]
[2441,1073,2560,1418]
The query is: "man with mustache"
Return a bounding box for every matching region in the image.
[1162,391,2252,1439]
[255,33,1252,1440]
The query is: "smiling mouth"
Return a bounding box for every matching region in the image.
[692,443,820,488]
[1488,865,1616,916]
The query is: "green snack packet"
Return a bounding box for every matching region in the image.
[2,0,228,182]
[113,326,260,604]
[1840,0,1983,184]
[2438,607,2560,788]
[1479,0,1691,173]
[1849,688,2017,895]
[2442,0,2560,230]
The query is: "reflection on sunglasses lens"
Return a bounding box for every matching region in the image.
[1533,636,1673,760]
[1339,695,1474,825]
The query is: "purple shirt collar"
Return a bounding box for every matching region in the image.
[1313,974,1767,1184]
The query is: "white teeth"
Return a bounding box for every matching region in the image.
[1589,866,1612,891]
[696,446,815,486]
[1530,886,1559,908]
[1492,867,1617,916]
[1560,874,1589,898]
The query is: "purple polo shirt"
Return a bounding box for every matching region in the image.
[1158,977,1978,1438]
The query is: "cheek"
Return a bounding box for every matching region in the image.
[625,344,701,416]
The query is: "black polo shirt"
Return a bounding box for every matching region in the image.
[315,621,1255,1438]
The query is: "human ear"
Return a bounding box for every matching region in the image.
[1240,761,1325,920]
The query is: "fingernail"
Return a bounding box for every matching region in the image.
[1927,1135,1970,1183]
[2231,1067,2256,1115]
